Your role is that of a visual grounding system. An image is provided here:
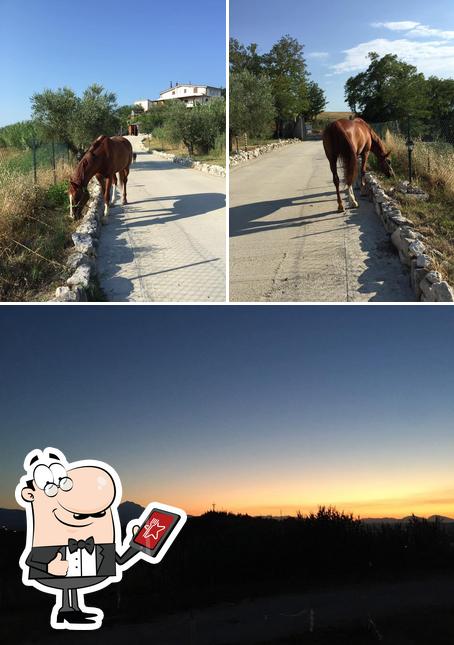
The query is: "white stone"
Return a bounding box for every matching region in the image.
[416,254,431,268]
[67,263,91,289]
[54,286,79,302]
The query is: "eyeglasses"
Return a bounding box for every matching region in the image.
[44,476,73,497]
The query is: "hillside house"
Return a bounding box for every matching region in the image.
[135,83,223,111]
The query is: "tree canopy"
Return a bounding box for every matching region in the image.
[345,53,429,122]
[31,84,121,154]
[229,35,326,141]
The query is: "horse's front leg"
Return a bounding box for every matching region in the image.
[103,176,112,219]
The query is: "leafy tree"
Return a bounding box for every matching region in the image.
[262,35,311,136]
[31,87,79,153]
[344,53,429,122]
[426,76,454,139]
[229,38,263,75]
[71,84,120,151]
[165,99,226,155]
[0,120,41,148]
[305,81,327,120]
[229,70,276,143]
[32,84,121,154]
[116,103,144,132]
[137,103,171,133]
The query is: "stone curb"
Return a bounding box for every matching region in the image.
[150,150,225,177]
[364,172,454,302]
[52,179,104,302]
[229,139,301,167]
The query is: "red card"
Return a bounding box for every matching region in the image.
[133,510,175,550]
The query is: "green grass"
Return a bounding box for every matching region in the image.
[0,150,76,301]
[369,146,454,285]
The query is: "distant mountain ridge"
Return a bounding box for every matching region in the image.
[1,506,453,530]
[0,501,145,531]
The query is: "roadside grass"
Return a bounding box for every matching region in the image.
[0,155,76,301]
[145,136,226,167]
[368,131,454,284]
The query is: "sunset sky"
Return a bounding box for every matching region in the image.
[1,305,453,519]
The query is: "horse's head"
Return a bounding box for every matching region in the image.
[378,151,395,178]
[68,181,90,220]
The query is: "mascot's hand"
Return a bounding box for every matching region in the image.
[48,552,68,576]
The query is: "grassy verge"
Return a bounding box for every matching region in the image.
[370,132,454,284]
[145,137,225,167]
[0,152,76,301]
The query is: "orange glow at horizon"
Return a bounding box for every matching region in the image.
[126,479,454,519]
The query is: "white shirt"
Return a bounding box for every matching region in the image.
[65,545,97,577]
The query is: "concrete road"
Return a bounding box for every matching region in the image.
[230,141,415,302]
[17,572,454,645]
[98,137,226,302]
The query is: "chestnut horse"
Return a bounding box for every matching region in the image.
[68,135,135,220]
[322,118,394,212]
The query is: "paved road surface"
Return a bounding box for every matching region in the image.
[17,573,454,644]
[230,141,415,302]
[98,137,225,302]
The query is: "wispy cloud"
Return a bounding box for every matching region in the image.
[371,21,419,31]
[307,51,329,59]
[331,35,454,77]
[372,20,454,40]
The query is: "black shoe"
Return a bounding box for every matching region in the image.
[56,610,97,624]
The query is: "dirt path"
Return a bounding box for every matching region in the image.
[229,141,415,302]
[97,136,226,302]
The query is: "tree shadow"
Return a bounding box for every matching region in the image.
[97,192,225,302]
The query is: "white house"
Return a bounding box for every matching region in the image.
[135,83,223,111]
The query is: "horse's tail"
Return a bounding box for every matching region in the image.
[324,121,358,185]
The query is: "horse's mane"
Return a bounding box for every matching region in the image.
[359,119,387,156]
[72,136,108,186]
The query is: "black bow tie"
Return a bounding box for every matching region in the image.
[67,537,95,554]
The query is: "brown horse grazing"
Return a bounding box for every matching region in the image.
[322,118,394,213]
[68,135,134,220]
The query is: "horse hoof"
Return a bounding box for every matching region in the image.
[337,205,345,213]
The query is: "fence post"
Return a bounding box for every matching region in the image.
[32,138,37,185]
[52,140,56,184]
[406,116,414,185]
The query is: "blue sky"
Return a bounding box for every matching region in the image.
[0,0,226,126]
[230,0,454,110]
[1,305,454,518]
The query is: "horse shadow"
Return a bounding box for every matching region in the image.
[96,192,225,302]
[229,191,335,238]
[230,188,414,302]
[124,192,225,228]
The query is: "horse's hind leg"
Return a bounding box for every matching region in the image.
[347,184,359,209]
[111,174,117,204]
[360,150,370,196]
[121,168,129,205]
[103,176,112,219]
[329,159,344,212]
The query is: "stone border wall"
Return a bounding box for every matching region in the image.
[52,179,104,302]
[150,150,225,177]
[229,139,301,167]
[364,172,454,302]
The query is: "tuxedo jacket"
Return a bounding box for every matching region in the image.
[25,543,132,579]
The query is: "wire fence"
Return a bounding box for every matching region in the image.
[370,118,454,148]
[0,141,71,185]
